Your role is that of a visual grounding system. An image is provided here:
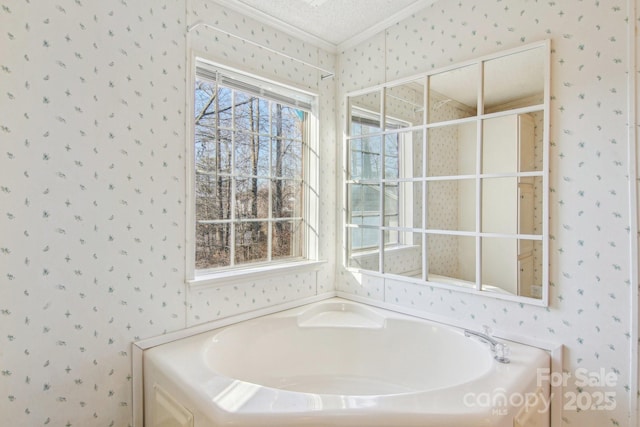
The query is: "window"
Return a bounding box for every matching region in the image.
[348,108,408,251]
[191,60,316,276]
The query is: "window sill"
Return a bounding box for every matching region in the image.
[350,244,420,260]
[188,260,327,290]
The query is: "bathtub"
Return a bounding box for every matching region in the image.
[143,298,550,427]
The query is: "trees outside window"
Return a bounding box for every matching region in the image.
[193,69,307,272]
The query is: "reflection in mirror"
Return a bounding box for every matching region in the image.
[481,237,517,294]
[384,231,423,279]
[387,130,425,178]
[516,242,543,299]
[481,238,542,299]
[484,47,545,114]
[383,183,399,227]
[427,179,475,232]
[428,64,478,123]
[427,234,476,286]
[481,177,518,234]
[483,112,543,174]
[532,175,543,233]
[348,182,380,219]
[347,225,379,271]
[399,181,423,230]
[345,41,549,304]
[385,79,425,130]
[349,136,382,180]
[481,178,542,236]
[384,134,399,179]
[428,122,476,176]
[347,181,380,273]
[349,90,382,136]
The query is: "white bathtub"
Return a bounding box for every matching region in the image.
[143,298,550,427]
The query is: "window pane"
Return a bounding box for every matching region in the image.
[235,178,269,220]
[194,79,218,127]
[272,220,303,260]
[234,92,269,133]
[349,217,380,251]
[273,105,305,140]
[195,175,231,221]
[348,183,381,221]
[195,223,231,269]
[273,139,303,179]
[383,183,398,226]
[348,136,382,180]
[234,222,268,265]
[235,132,270,177]
[272,179,302,219]
[348,227,380,270]
[384,133,399,179]
[217,86,233,128]
[195,129,232,175]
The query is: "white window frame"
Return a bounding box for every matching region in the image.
[347,107,413,253]
[186,55,322,287]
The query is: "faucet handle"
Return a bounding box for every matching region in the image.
[494,342,511,364]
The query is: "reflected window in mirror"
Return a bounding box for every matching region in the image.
[347,108,414,252]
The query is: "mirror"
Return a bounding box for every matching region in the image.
[345,41,549,304]
[349,90,382,136]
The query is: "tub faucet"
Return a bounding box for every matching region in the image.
[464,326,510,364]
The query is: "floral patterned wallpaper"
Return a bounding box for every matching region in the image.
[337,1,635,426]
[1,0,637,426]
[0,0,335,426]
[1,1,188,425]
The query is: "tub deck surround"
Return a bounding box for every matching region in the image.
[143,299,550,427]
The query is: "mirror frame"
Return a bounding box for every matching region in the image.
[343,40,550,306]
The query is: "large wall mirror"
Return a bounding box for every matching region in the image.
[344,40,550,305]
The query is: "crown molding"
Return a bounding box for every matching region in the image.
[210,0,338,53]
[206,0,441,55]
[336,0,439,52]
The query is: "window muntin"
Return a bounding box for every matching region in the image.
[193,64,312,274]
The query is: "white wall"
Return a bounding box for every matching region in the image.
[336,1,636,426]
[0,0,336,425]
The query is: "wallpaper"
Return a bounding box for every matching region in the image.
[337,1,635,426]
[0,1,188,426]
[1,0,637,426]
[0,0,336,426]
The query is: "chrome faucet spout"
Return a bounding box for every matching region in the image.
[464,326,510,364]
[464,329,499,349]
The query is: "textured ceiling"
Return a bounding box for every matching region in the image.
[230,0,424,48]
